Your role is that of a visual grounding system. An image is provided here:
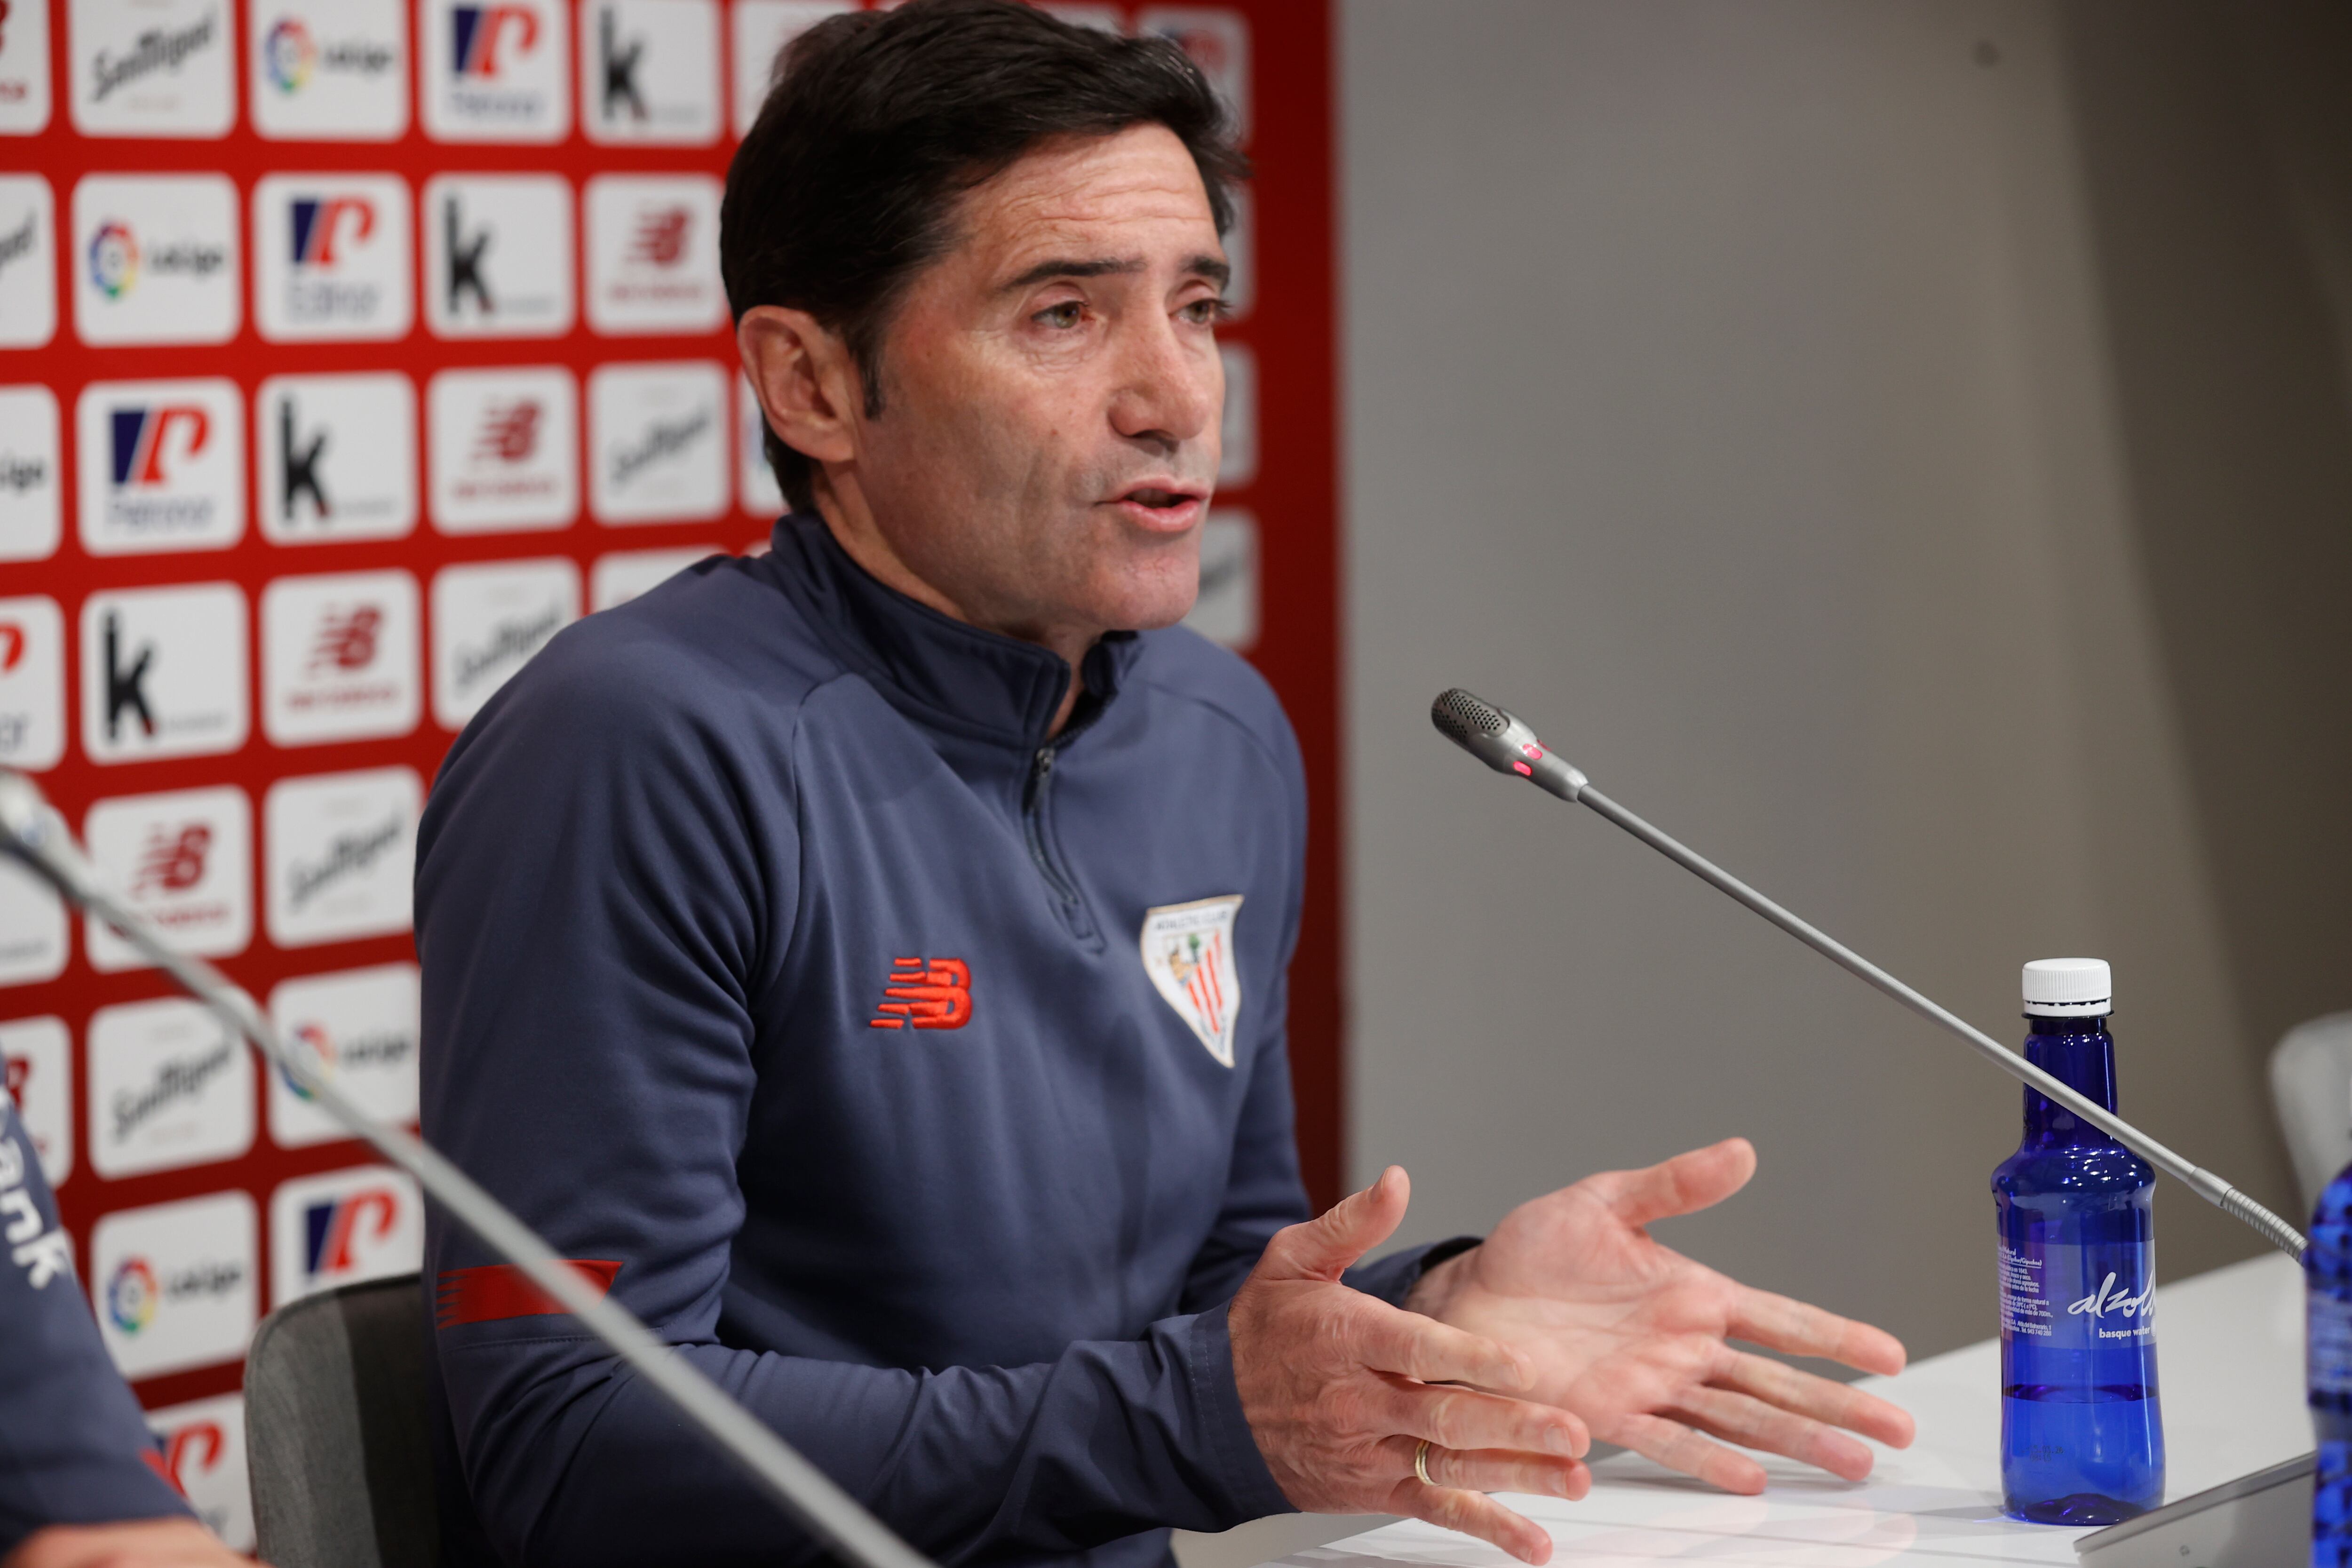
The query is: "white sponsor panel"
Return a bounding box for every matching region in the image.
[430,558,579,728]
[420,0,568,143]
[71,174,239,346]
[589,361,728,524]
[262,570,422,745]
[248,0,407,140]
[1139,7,1248,140]
[87,996,254,1179]
[427,366,579,534]
[253,173,413,342]
[1217,342,1256,487]
[582,0,718,145]
[0,859,65,987]
[0,0,52,132]
[84,787,253,972]
[0,385,61,561]
[422,174,573,338]
[0,177,56,347]
[0,595,63,771]
[92,1191,257,1380]
[256,372,418,545]
[147,1395,254,1552]
[591,546,715,611]
[267,963,419,1148]
[1038,4,1124,32]
[79,583,249,764]
[270,1164,423,1306]
[1184,509,1257,651]
[729,0,848,138]
[0,1015,72,1186]
[70,0,235,137]
[736,376,784,518]
[265,768,421,947]
[76,378,246,556]
[584,174,724,335]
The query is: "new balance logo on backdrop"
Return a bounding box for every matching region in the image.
[585,175,722,333]
[132,822,210,894]
[427,366,578,531]
[84,790,252,972]
[256,176,411,341]
[76,379,244,554]
[424,176,571,337]
[474,401,540,463]
[628,207,687,267]
[262,571,421,746]
[259,374,418,544]
[424,0,566,141]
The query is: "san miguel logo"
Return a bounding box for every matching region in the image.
[1139,895,1244,1067]
[89,11,219,104]
[868,957,971,1030]
[285,815,405,911]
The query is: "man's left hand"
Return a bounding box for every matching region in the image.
[1406,1137,1916,1495]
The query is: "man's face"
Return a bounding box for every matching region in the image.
[848,123,1227,645]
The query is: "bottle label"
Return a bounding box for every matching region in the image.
[2312,1293,2352,1396]
[1998,1240,2156,1347]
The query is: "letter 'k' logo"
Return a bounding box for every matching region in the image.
[869,957,971,1030]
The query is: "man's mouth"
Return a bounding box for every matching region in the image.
[1109,483,1208,532]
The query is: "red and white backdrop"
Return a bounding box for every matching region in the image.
[0,0,1336,1546]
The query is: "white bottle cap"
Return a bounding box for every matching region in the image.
[2023,957,2112,1017]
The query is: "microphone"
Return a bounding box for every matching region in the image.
[0,769,934,1568]
[1430,690,2307,1259]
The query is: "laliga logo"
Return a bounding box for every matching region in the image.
[451,5,539,78]
[303,1188,400,1281]
[289,197,375,268]
[281,1021,337,1102]
[108,1257,159,1334]
[109,405,211,489]
[264,16,316,91]
[88,221,139,299]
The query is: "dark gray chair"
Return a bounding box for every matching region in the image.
[244,1273,441,1568]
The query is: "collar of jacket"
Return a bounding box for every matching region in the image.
[764,513,1144,750]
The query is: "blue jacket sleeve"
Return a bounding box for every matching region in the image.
[0,1099,189,1553]
[418,645,1289,1568]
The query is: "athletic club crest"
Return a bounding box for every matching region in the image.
[1140,895,1244,1067]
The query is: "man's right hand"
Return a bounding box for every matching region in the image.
[3,1519,262,1568]
[1229,1167,1590,1566]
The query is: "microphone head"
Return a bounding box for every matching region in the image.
[1429,689,1589,801]
[0,768,47,851]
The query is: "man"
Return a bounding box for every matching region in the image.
[0,1096,256,1568]
[416,5,1915,1567]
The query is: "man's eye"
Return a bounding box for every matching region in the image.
[1036,302,1084,328]
[1182,298,1228,325]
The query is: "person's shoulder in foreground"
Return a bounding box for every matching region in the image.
[0,1096,254,1568]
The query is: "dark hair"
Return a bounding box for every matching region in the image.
[721,0,1248,513]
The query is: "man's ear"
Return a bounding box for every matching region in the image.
[738,305,861,469]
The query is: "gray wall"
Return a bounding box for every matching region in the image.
[1342,0,2340,1367]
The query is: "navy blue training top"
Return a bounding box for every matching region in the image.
[0,1095,190,1553]
[416,517,1455,1568]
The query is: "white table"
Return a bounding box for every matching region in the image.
[1266,1253,2310,1567]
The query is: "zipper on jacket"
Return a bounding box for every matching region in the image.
[1024,742,1099,945]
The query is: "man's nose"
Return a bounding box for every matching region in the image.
[1108,313,1218,451]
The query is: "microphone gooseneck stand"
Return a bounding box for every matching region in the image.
[1429,689,2307,1261]
[0,770,935,1568]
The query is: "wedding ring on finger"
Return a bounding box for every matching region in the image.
[1414,1438,1436,1488]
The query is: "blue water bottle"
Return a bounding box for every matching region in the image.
[2308,1128,2352,1563]
[1993,956,2164,1524]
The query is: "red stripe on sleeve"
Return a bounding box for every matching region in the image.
[434,1259,624,1328]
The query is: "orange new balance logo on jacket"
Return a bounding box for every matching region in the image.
[869,957,971,1029]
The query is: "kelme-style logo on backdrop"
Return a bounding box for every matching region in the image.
[422,175,572,336]
[1139,895,1245,1067]
[259,374,418,544]
[582,0,718,145]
